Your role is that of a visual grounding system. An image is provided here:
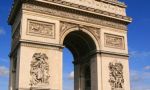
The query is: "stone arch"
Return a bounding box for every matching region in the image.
[60,26,100,51]
[61,26,99,90]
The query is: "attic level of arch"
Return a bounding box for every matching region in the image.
[9,0,132,25]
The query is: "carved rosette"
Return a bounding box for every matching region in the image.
[109,62,124,90]
[30,53,50,87]
[28,20,55,38]
[104,33,125,49]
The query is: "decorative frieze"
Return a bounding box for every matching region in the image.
[23,4,128,30]
[104,33,125,49]
[60,22,77,36]
[27,20,55,38]
[82,25,100,40]
[41,0,126,15]
[109,62,124,90]
[30,53,50,87]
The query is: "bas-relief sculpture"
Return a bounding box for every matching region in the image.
[28,20,55,38]
[104,33,125,49]
[109,62,124,90]
[30,53,50,87]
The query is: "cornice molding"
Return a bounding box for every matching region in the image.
[8,0,22,25]
[10,39,64,57]
[98,50,129,57]
[97,0,126,7]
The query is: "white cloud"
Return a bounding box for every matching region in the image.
[130,69,150,82]
[0,58,9,63]
[143,72,150,79]
[129,51,150,58]
[144,66,150,70]
[0,66,9,77]
[68,71,74,80]
[131,85,150,90]
[0,28,5,35]
[130,70,141,82]
[130,70,150,90]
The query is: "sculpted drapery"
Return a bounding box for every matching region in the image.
[30,53,50,87]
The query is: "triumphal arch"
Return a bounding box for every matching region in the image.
[8,0,132,90]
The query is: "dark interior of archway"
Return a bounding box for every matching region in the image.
[63,31,96,61]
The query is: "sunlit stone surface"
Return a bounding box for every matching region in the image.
[8,0,131,90]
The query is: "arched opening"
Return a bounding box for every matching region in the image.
[63,30,97,90]
[63,48,74,90]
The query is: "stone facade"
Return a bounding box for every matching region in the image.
[8,0,131,90]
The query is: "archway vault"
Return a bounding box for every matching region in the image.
[63,30,96,90]
[64,30,96,59]
[61,26,99,90]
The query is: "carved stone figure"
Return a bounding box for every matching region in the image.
[109,62,124,90]
[30,53,50,87]
[28,20,55,38]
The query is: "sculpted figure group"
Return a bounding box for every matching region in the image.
[30,53,50,87]
[109,62,124,90]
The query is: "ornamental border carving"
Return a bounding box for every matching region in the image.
[82,25,100,41]
[23,4,127,30]
[60,22,77,36]
[21,42,62,51]
[60,21,100,43]
[104,33,125,49]
[27,19,55,39]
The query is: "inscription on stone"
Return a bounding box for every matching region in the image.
[28,20,55,38]
[109,62,124,90]
[104,33,125,49]
[30,53,50,87]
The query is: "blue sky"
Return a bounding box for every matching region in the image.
[0,0,150,90]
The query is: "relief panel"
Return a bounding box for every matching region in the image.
[109,62,124,90]
[27,20,55,38]
[30,53,50,87]
[104,33,125,49]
